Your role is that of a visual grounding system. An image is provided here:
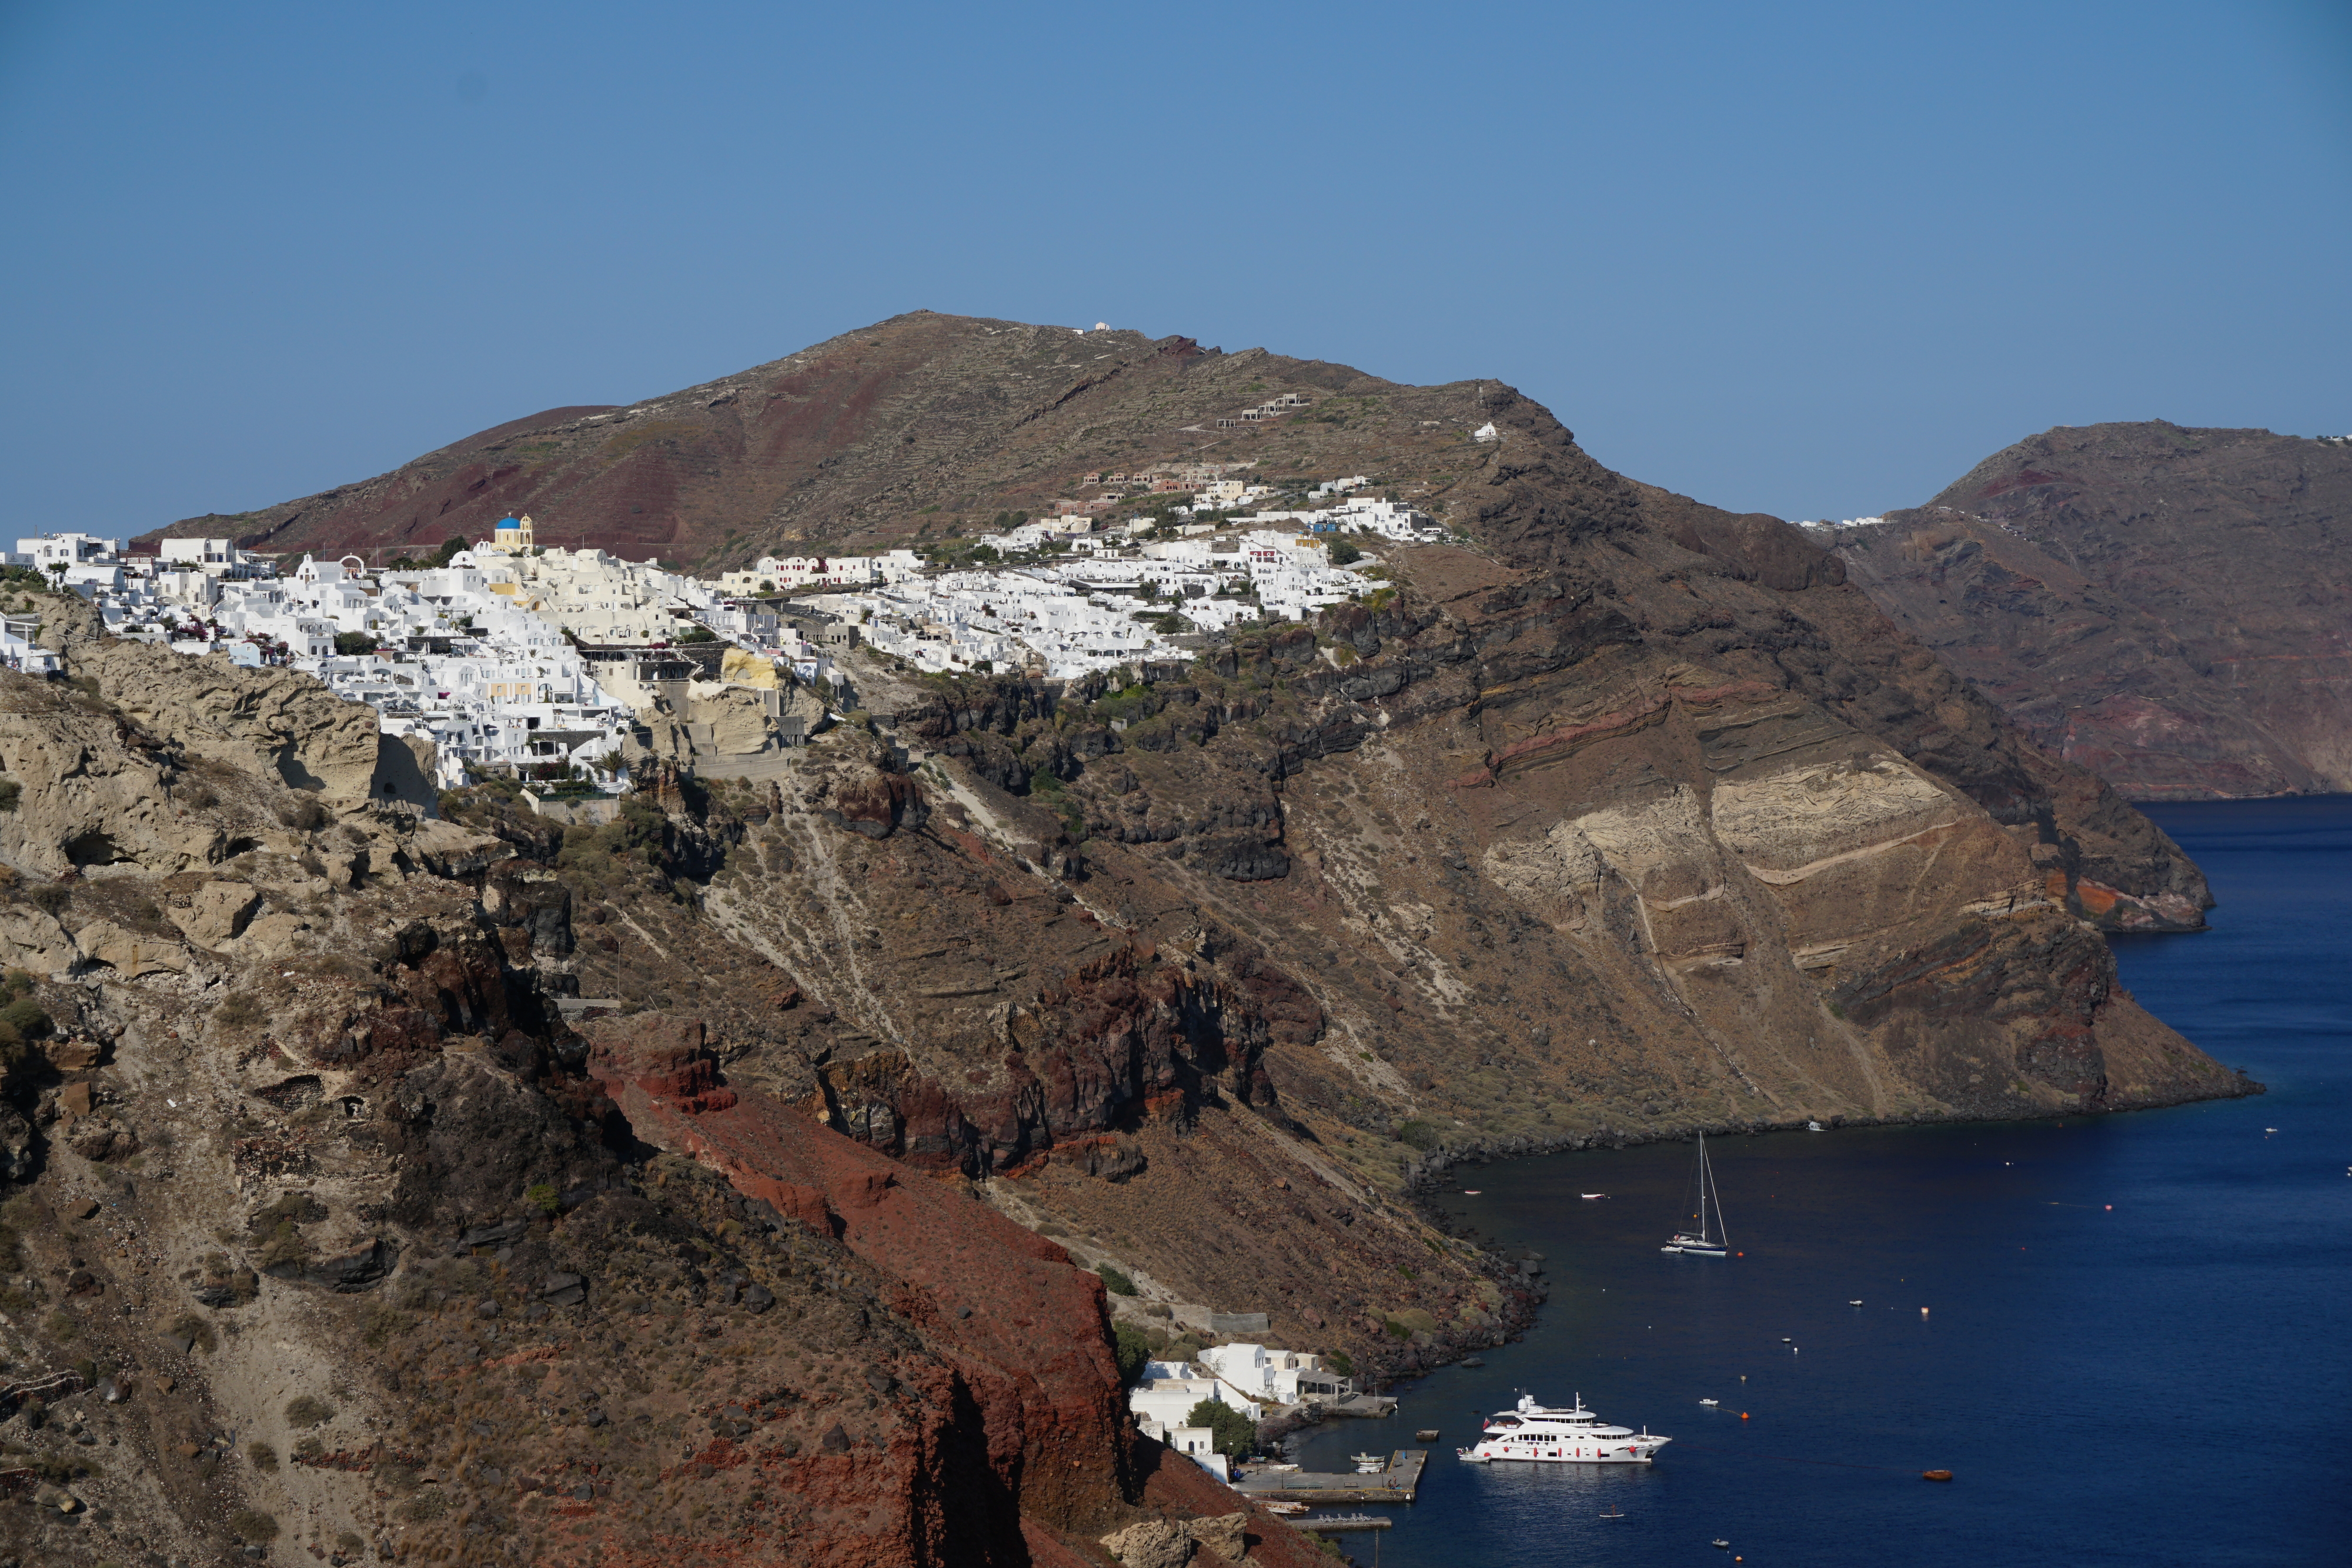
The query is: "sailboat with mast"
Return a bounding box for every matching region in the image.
[1661,1132,1730,1256]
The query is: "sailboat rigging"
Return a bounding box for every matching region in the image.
[1661,1133,1730,1256]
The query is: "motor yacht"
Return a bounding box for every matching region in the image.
[1456,1393,1669,1465]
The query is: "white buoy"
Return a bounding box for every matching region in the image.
[1920,1307,1930,1318]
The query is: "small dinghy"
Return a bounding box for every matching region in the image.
[1712,1540,1732,1551]
[1699,1398,1719,1407]
[1849,1299,1863,1306]
[1415,1429,1441,1442]
[1351,1453,1385,1474]
[1922,1469,1954,1483]
[1462,1189,1482,1195]
[1581,1192,1607,1200]
[1599,1503,1625,1519]
[1262,1500,1308,1516]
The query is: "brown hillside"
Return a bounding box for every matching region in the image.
[146,312,1501,566]
[19,319,2259,1565]
[1822,422,2352,799]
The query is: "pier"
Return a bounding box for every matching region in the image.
[1236,1449,1426,1504]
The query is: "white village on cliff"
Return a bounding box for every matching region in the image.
[4,467,1441,799]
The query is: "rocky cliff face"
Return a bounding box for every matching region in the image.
[1816,422,2352,800]
[14,319,2267,1567]
[0,638,1317,1568]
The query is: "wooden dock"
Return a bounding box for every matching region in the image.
[1237,1449,1426,1505]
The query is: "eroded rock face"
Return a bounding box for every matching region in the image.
[74,920,191,978]
[0,632,1321,1568]
[169,881,262,949]
[799,944,1309,1176]
[75,640,390,801]
[578,1013,1160,1561]
[0,904,79,975]
[830,765,928,839]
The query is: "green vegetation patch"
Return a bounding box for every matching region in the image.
[1394,1119,1441,1151]
[1184,1397,1258,1457]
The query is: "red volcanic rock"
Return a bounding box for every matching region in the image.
[580,1012,1148,1557]
[806,944,1316,1177]
[831,767,929,839]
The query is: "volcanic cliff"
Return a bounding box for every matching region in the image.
[0,620,1344,1566]
[5,317,2257,1567]
[1815,422,2352,800]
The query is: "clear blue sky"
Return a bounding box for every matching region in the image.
[4,1,2348,534]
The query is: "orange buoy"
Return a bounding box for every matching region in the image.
[1739,1412,1749,1420]
[1922,1469,1953,1483]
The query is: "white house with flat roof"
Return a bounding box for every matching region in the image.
[1197,1343,1349,1405]
[18,533,119,569]
[1128,1362,1261,1442]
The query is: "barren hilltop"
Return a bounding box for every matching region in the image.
[1817,421,2352,800]
[149,311,1563,568]
[11,317,2252,1565]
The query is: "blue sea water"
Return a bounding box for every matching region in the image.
[1284,796,2352,1567]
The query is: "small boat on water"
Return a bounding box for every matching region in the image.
[1414,1429,1441,1442]
[1462,1356,1485,1368]
[1351,1453,1386,1474]
[1699,1398,1718,1407]
[1849,1299,1863,1306]
[1806,1120,1824,1132]
[1661,1134,1730,1256]
[1262,1500,1309,1516]
[1462,1189,1482,1195]
[1712,1539,1731,1550]
[1581,1192,1607,1200]
[1922,1469,1954,1483]
[1599,1503,1625,1519]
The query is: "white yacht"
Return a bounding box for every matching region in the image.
[1456,1393,1671,1465]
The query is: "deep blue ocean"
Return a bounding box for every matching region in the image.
[1285,797,2352,1567]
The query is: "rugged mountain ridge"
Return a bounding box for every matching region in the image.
[1816,422,2352,800]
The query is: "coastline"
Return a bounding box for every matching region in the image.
[1357,1064,2264,1386]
